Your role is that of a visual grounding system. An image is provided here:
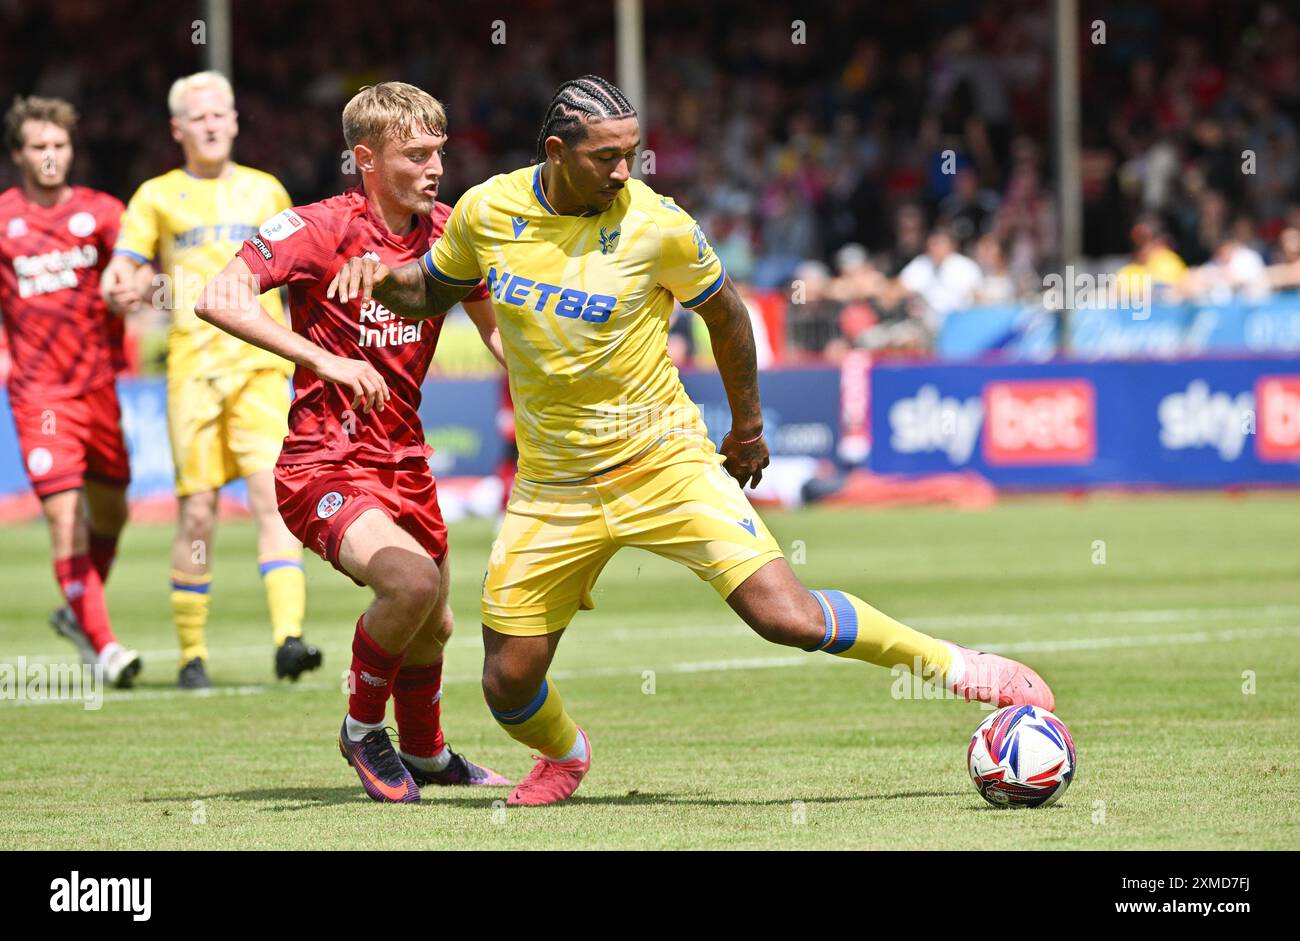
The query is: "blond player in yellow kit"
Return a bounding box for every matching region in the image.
[101,71,320,689]
[331,75,1057,805]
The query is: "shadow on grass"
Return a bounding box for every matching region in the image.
[138,787,968,811]
[965,801,1069,812]
[141,787,383,809]
[108,679,320,694]
[561,789,970,808]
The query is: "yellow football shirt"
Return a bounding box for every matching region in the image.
[115,164,294,379]
[1117,245,1188,291]
[422,165,727,483]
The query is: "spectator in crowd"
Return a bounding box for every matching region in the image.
[939,167,1001,250]
[826,244,915,355]
[785,261,846,359]
[1185,234,1270,303]
[972,234,1018,305]
[898,229,985,332]
[1267,226,1300,291]
[827,243,877,304]
[882,204,928,277]
[707,211,756,286]
[1117,215,1188,299]
[991,136,1055,282]
[1242,90,1299,223]
[753,177,818,289]
[1172,177,1231,267]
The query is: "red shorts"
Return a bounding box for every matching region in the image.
[274,457,448,583]
[9,383,131,499]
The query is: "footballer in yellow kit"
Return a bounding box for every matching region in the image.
[422,163,782,634]
[115,162,293,490]
[102,71,319,688]
[341,75,1056,806]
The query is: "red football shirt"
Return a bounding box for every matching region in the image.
[237,188,488,466]
[0,186,126,403]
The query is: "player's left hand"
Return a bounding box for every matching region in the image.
[327,255,390,305]
[314,352,389,413]
[721,429,769,489]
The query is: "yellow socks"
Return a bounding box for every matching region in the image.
[259,556,306,646]
[173,557,305,664]
[806,589,954,681]
[171,570,212,663]
[489,677,579,759]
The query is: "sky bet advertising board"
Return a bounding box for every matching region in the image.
[869,357,1300,487]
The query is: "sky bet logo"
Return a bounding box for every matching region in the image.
[486,266,617,323]
[888,379,1096,466]
[1255,375,1300,461]
[1154,376,1300,462]
[983,379,1096,465]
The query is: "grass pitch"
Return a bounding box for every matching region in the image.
[1,493,1297,849]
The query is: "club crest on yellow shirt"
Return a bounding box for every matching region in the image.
[598,226,620,255]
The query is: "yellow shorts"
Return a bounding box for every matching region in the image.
[168,369,290,497]
[482,433,784,636]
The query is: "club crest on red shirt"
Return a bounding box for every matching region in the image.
[316,491,345,518]
[68,211,96,237]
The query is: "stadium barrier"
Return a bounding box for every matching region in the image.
[4,354,1297,504]
[935,293,1300,362]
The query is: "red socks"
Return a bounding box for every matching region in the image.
[394,661,445,757]
[348,617,403,725]
[53,555,115,652]
[88,531,119,584]
[348,618,447,758]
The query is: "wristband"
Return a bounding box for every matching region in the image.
[725,430,763,446]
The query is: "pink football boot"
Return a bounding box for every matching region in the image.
[507,728,592,806]
[943,642,1055,711]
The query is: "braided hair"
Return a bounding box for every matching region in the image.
[534,75,637,163]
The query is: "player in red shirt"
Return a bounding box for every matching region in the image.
[1,96,142,686]
[196,82,509,801]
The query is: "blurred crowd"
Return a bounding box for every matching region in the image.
[4,0,1300,365]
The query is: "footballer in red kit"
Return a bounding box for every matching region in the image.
[0,95,141,686]
[242,190,470,572]
[197,82,509,801]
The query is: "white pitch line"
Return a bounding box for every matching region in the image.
[4,623,1297,709]
[908,604,1300,631]
[4,602,1299,667]
[981,624,1300,654]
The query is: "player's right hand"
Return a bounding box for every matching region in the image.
[327,255,390,305]
[101,264,142,314]
[315,353,390,413]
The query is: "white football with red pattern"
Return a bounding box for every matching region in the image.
[967,704,1076,808]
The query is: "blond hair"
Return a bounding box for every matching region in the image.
[342,82,446,150]
[167,70,235,118]
[5,95,77,151]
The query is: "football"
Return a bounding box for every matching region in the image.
[967,705,1076,808]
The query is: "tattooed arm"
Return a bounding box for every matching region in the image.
[692,277,768,488]
[327,256,473,321]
